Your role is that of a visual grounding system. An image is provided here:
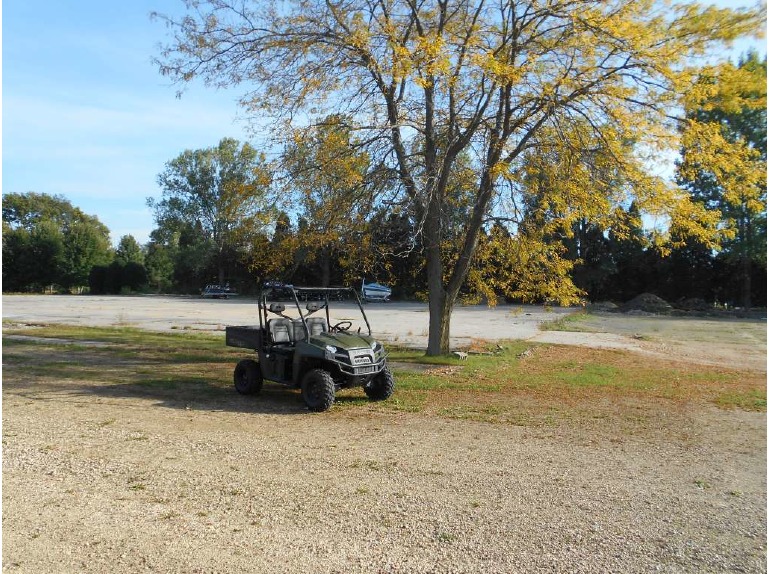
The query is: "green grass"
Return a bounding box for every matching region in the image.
[386,347,463,365]
[3,322,243,364]
[538,310,597,332]
[3,323,765,426]
[714,388,767,410]
[3,321,228,350]
[386,340,766,417]
[553,363,621,387]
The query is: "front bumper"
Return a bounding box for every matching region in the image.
[327,347,388,377]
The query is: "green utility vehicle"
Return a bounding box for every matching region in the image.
[225,285,394,411]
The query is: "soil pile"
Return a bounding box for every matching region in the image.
[620,293,673,314]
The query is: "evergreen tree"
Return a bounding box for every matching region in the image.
[115,235,145,266]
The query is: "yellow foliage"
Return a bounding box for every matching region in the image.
[282,117,372,277]
[677,56,767,249]
[472,51,524,85]
[468,227,584,306]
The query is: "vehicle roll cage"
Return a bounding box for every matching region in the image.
[258,286,373,342]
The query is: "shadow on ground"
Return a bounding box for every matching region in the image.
[2,375,376,415]
[2,341,375,415]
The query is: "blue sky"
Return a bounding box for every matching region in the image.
[3,1,765,247]
[4,0,249,245]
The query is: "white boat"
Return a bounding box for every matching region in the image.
[201,284,238,299]
[361,279,391,302]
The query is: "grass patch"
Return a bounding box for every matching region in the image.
[552,362,621,388]
[3,321,230,352]
[714,388,767,411]
[384,341,766,421]
[387,347,463,366]
[2,324,765,427]
[539,310,597,332]
[3,322,244,367]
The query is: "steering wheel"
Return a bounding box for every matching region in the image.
[331,321,352,332]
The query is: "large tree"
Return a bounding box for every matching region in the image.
[155,0,761,354]
[149,137,273,286]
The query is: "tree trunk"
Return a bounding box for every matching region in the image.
[426,251,452,355]
[424,189,452,356]
[427,290,452,355]
[740,217,752,309]
[320,247,331,287]
[423,163,497,355]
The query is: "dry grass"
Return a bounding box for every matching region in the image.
[387,341,766,428]
[3,325,765,433]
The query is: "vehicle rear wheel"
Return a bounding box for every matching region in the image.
[301,369,336,412]
[364,366,394,401]
[234,359,262,395]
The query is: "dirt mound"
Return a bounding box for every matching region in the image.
[621,293,673,314]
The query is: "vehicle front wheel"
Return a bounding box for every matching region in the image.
[364,366,394,401]
[234,359,263,395]
[301,369,336,412]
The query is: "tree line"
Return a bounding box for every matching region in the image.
[2,193,147,294]
[5,186,764,309]
[4,55,766,307]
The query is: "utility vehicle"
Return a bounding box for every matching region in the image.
[225,285,394,411]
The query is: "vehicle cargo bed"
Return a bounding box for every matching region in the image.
[225,326,263,349]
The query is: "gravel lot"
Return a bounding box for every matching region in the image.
[1,294,571,346]
[2,295,767,573]
[3,294,765,369]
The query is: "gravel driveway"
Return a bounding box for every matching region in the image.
[2,295,766,573]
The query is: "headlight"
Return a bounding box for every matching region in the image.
[326,345,338,354]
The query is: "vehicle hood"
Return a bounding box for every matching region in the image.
[311,331,375,350]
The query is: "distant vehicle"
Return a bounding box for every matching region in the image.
[201,284,237,299]
[263,280,292,289]
[361,279,391,302]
